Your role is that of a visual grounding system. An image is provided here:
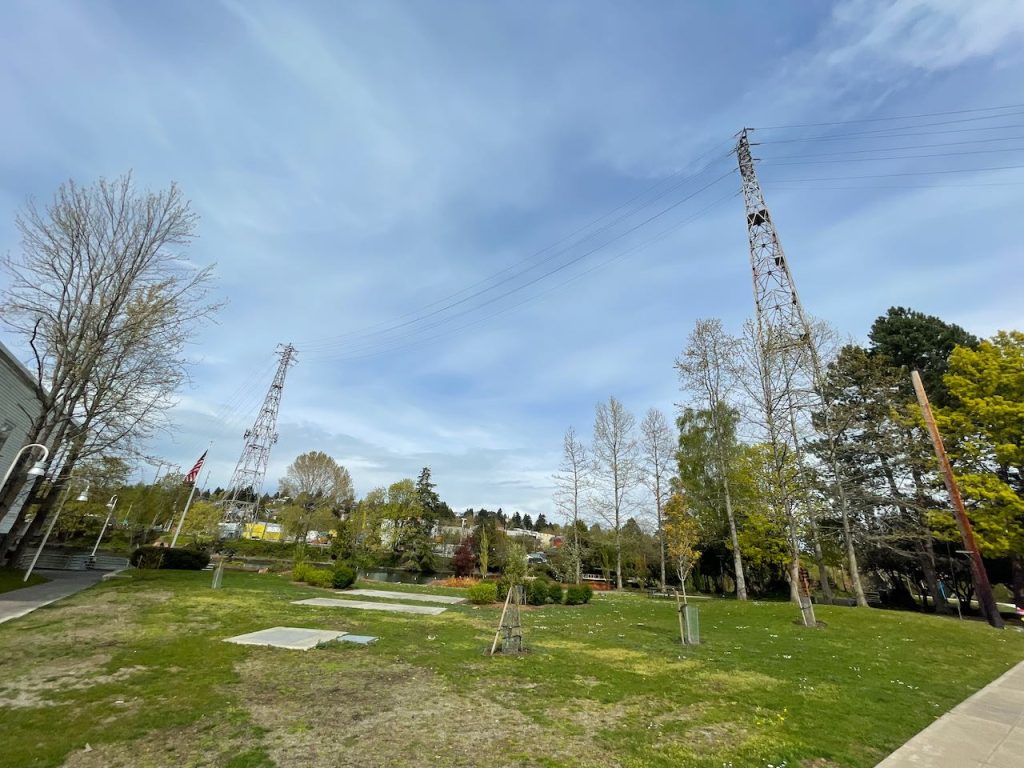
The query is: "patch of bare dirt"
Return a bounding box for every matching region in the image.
[0,653,147,708]
[61,716,264,768]
[235,651,611,768]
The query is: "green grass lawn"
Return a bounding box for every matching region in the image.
[0,571,1021,768]
[0,567,48,594]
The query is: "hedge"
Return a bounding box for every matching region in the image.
[466,582,498,604]
[130,546,210,571]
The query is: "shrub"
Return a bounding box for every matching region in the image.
[466,582,498,604]
[304,568,334,588]
[548,581,565,604]
[527,578,551,606]
[291,562,315,582]
[332,563,357,589]
[130,546,209,571]
[495,575,511,601]
[565,584,594,605]
[291,562,334,588]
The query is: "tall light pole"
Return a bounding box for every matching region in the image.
[90,495,118,558]
[0,443,50,518]
[23,478,90,581]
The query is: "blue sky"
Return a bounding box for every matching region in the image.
[1,0,1022,516]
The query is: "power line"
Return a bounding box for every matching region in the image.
[759,123,1024,144]
[307,189,741,364]
[305,168,736,358]
[756,102,1024,130]
[300,141,735,350]
[761,164,1024,182]
[762,146,1024,166]
[762,135,1024,159]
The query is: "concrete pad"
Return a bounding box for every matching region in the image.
[340,635,378,644]
[224,626,346,650]
[345,588,465,604]
[293,597,447,615]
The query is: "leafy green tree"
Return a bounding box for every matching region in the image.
[676,318,747,599]
[676,405,750,596]
[818,344,951,611]
[503,540,527,585]
[663,491,700,598]
[942,331,1024,607]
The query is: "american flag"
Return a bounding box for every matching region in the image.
[185,450,207,485]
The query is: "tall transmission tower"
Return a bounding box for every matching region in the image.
[735,128,867,619]
[224,344,297,522]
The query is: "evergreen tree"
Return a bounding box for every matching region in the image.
[522,513,533,530]
[868,306,978,406]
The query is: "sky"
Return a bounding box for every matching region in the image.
[1,0,1022,518]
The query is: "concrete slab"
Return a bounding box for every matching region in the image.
[345,588,465,604]
[293,597,447,615]
[224,626,346,650]
[340,635,378,644]
[876,660,1024,767]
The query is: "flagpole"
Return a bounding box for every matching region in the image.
[171,484,197,547]
[170,444,211,548]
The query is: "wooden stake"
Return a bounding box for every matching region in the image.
[911,370,1004,629]
[490,585,513,655]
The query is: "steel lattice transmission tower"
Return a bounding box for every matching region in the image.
[735,129,868,617]
[224,343,297,522]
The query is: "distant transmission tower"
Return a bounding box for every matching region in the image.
[735,128,867,618]
[224,344,297,522]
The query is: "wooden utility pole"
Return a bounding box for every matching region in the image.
[911,371,1004,629]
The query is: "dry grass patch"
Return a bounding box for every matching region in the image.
[236,650,610,768]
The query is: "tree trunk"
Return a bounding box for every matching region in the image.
[919,534,949,614]
[721,473,747,601]
[807,516,833,604]
[656,499,666,592]
[835,480,868,607]
[1012,552,1024,611]
[614,509,622,590]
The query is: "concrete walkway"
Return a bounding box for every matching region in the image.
[0,569,106,625]
[876,659,1024,767]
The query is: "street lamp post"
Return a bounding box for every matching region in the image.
[0,443,50,511]
[90,495,118,558]
[23,477,90,581]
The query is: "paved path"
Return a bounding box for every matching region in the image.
[293,597,447,615]
[0,569,106,625]
[345,588,465,604]
[876,659,1024,767]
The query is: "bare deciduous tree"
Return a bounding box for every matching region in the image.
[639,407,675,592]
[279,450,355,517]
[0,174,220,563]
[733,319,809,606]
[590,396,639,590]
[553,426,587,584]
[676,318,749,600]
